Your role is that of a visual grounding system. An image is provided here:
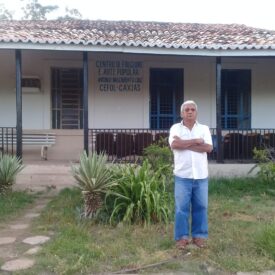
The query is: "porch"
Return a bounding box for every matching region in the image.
[89,128,275,163]
[1,127,275,163]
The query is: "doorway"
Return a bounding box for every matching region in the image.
[51,68,83,129]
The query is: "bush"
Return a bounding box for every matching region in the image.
[251,148,275,184]
[143,139,173,172]
[143,140,174,191]
[0,154,24,195]
[105,160,173,226]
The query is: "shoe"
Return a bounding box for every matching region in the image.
[176,239,190,249]
[192,238,206,248]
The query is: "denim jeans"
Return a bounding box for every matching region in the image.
[174,176,208,240]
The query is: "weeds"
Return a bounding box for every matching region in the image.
[0,191,35,220]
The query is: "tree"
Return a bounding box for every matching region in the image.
[57,7,82,20]
[21,0,58,20]
[0,0,82,20]
[0,4,13,20]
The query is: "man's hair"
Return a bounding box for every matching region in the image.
[180,100,198,112]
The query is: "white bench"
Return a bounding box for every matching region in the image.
[0,133,56,160]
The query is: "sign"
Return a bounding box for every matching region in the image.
[96,60,143,92]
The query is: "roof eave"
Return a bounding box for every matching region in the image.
[1,42,275,57]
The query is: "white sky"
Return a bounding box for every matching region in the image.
[1,0,275,31]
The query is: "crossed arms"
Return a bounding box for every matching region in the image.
[170,136,213,153]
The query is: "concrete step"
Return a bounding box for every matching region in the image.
[16,161,77,192]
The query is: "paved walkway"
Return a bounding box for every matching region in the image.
[0,190,56,273]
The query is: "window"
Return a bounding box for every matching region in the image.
[22,77,41,88]
[221,69,251,129]
[21,76,41,93]
[150,69,183,129]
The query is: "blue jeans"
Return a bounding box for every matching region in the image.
[174,176,208,240]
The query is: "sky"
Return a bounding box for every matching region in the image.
[1,0,275,31]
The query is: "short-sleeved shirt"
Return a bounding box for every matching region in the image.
[169,121,212,179]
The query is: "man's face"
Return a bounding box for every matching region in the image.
[181,104,197,121]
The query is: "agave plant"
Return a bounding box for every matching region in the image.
[0,153,24,194]
[71,152,116,218]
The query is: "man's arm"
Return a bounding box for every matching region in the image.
[170,136,213,153]
[170,136,204,150]
[188,143,213,153]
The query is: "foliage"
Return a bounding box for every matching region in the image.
[105,160,173,225]
[143,138,173,171]
[0,4,13,20]
[71,152,116,217]
[21,0,58,20]
[0,0,82,20]
[0,153,24,194]
[143,139,174,191]
[250,147,275,183]
[71,152,115,193]
[57,7,82,20]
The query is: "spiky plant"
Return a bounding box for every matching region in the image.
[0,153,24,194]
[71,152,116,218]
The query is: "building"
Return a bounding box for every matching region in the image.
[1,20,275,162]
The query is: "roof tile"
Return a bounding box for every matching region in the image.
[0,20,275,50]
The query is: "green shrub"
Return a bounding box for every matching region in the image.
[251,148,275,184]
[143,139,173,172]
[0,154,24,194]
[105,160,173,226]
[143,140,174,191]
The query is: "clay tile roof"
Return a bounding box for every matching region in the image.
[1,20,275,50]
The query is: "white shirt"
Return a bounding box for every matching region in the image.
[169,121,213,179]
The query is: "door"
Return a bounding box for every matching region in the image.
[51,68,83,129]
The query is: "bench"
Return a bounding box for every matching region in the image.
[0,133,56,160]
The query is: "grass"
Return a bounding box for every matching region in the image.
[208,178,275,272]
[0,191,35,221]
[4,178,275,274]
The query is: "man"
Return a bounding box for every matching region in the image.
[169,100,213,249]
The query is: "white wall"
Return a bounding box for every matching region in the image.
[250,59,275,128]
[89,53,147,128]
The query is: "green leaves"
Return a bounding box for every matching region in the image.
[71,152,116,194]
[0,154,24,194]
[71,152,117,217]
[252,147,275,183]
[106,160,173,226]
